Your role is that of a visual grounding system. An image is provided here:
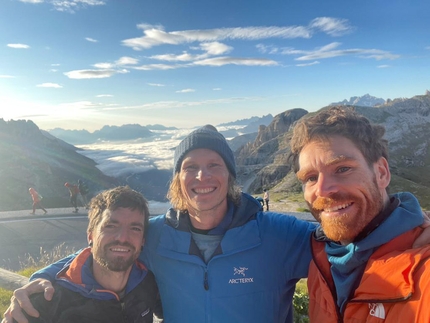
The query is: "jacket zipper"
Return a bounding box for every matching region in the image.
[204,269,209,290]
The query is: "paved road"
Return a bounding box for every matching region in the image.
[0,208,89,271]
[0,207,314,271]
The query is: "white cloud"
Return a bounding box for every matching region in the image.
[116,56,139,65]
[85,37,98,43]
[64,69,129,79]
[309,17,353,36]
[96,94,113,97]
[213,88,222,91]
[193,57,278,67]
[19,0,44,3]
[93,62,114,69]
[150,52,208,62]
[49,0,106,13]
[176,89,195,93]
[199,42,232,55]
[148,83,165,87]
[37,83,63,88]
[0,75,15,78]
[377,65,390,68]
[134,64,183,71]
[282,42,400,61]
[296,61,320,67]
[122,18,351,51]
[7,43,30,49]
[19,0,106,12]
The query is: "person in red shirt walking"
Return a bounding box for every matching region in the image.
[28,187,47,215]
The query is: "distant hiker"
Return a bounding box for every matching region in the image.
[77,179,89,209]
[64,182,79,213]
[263,188,270,211]
[28,187,47,215]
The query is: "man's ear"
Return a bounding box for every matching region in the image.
[88,232,93,247]
[374,157,391,189]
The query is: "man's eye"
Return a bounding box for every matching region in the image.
[184,165,197,171]
[131,227,143,232]
[337,167,350,173]
[305,175,317,183]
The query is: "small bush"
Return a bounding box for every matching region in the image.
[293,279,309,323]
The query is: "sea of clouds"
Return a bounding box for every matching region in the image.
[76,125,242,178]
[76,126,241,213]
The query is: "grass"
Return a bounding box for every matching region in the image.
[0,243,77,319]
[0,268,35,319]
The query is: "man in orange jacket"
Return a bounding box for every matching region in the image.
[289,106,430,322]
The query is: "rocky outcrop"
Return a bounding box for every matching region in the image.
[235,109,307,192]
[236,91,430,209]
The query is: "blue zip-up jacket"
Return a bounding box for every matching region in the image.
[32,193,315,323]
[141,193,315,323]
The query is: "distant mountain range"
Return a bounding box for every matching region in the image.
[49,124,178,145]
[3,91,430,210]
[330,94,385,107]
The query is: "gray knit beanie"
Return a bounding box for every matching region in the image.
[173,125,236,178]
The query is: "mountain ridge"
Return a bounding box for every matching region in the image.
[3,90,430,210]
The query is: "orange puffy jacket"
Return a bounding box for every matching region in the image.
[308,227,430,323]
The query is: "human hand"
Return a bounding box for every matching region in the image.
[1,279,54,323]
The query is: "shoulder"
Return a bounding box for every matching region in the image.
[257,211,316,238]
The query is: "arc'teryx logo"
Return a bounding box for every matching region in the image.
[234,267,248,276]
[229,267,254,284]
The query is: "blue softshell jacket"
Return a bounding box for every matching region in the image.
[141,193,315,323]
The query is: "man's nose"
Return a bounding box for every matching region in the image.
[197,167,211,180]
[315,174,337,197]
[115,227,128,242]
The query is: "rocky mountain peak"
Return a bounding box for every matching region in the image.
[330,94,385,107]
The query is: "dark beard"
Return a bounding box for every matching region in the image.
[94,241,137,272]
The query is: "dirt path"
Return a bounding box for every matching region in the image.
[266,199,307,213]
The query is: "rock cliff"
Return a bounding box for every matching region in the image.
[235,91,430,209]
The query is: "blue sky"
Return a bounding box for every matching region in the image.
[1,0,429,131]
